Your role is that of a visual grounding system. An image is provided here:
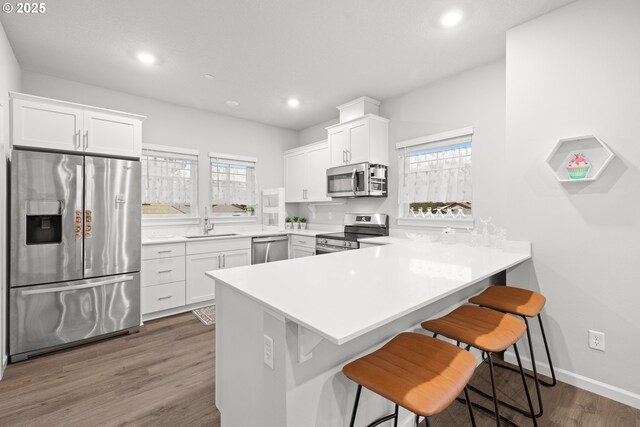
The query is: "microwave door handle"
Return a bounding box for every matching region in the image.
[352,168,357,195]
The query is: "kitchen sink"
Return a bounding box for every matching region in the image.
[185,234,239,239]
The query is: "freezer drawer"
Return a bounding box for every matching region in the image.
[10,273,141,359]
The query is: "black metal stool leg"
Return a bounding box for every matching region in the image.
[523,317,543,417]
[487,353,501,427]
[393,404,399,427]
[350,385,362,427]
[415,414,420,427]
[463,386,477,427]
[514,344,538,426]
[538,314,557,387]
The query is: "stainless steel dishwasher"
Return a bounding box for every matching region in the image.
[252,235,289,264]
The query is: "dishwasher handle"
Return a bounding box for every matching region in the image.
[252,236,289,243]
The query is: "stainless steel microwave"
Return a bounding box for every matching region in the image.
[326,162,387,198]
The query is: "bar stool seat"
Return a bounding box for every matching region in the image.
[343,332,477,425]
[422,305,537,426]
[469,285,558,419]
[421,305,526,353]
[469,286,546,318]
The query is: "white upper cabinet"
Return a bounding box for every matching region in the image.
[284,140,331,203]
[10,92,145,158]
[328,127,349,166]
[284,149,306,203]
[11,98,83,152]
[84,111,142,157]
[306,143,331,201]
[327,115,389,167]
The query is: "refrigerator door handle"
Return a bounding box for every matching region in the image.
[75,165,83,270]
[20,275,135,295]
[84,160,93,273]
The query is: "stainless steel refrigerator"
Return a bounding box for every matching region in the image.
[9,149,141,362]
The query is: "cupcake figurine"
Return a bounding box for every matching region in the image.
[566,153,591,179]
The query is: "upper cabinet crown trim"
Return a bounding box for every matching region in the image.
[336,96,381,110]
[284,139,328,155]
[9,92,146,121]
[325,114,389,130]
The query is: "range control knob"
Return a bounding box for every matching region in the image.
[343,241,348,247]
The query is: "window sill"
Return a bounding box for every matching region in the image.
[142,216,201,227]
[210,216,258,224]
[396,216,474,229]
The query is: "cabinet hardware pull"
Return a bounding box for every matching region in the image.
[158,269,173,274]
[158,295,173,300]
[157,250,173,254]
[223,255,226,268]
[84,131,89,150]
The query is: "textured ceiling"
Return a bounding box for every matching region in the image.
[1,0,574,130]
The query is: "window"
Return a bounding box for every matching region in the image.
[397,127,473,224]
[141,145,199,217]
[209,152,258,217]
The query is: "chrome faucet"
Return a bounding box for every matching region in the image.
[203,206,214,235]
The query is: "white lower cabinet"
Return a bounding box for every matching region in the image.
[143,281,186,313]
[185,253,221,304]
[142,238,251,319]
[289,234,316,259]
[186,248,251,304]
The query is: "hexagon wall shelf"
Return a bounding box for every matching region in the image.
[546,135,614,183]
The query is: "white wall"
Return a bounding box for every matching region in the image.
[505,0,640,406]
[297,60,507,230]
[0,20,21,377]
[297,117,338,146]
[21,71,299,234]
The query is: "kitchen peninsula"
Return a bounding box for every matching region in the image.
[207,239,531,426]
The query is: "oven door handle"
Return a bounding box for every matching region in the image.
[351,168,357,195]
[316,245,350,253]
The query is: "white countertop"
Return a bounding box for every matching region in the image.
[142,229,325,245]
[207,240,531,345]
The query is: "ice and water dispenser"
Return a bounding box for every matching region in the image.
[25,200,64,245]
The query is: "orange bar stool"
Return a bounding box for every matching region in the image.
[343,332,477,427]
[421,305,537,427]
[469,286,556,418]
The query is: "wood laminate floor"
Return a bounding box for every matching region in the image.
[0,313,637,426]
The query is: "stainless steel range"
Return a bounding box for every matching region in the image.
[9,149,142,362]
[315,213,389,254]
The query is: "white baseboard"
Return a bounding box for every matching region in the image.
[142,300,214,322]
[504,351,640,410]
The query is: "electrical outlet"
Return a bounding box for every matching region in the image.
[263,334,274,369]
[589,330,605,352]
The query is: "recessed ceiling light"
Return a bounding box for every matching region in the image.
[287,98,300,108]
[440,10,463,28]
[203,74,214,80]
[226,100,239,107]
[136,51,156,65]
